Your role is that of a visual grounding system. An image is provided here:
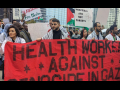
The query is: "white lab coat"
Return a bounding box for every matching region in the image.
[0,36,26,54]
[87,31,103,40]
[105,34,120,41]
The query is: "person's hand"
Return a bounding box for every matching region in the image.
[36,38,42,41]
[116,40,119,41]
[82,37,86,40]
[105,38,108,41]
[65,37,70,40]
[7,41,12,43]
[92,37,95,40]
[22,13,26,18]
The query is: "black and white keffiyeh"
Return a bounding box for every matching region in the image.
[87,31,103,40]
[42,28,68,40]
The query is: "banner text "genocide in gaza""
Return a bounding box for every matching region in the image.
[4,40,120,81]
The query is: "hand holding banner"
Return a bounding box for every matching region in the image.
[4,40,120,81]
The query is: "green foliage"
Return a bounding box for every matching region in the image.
[26,19,36,24]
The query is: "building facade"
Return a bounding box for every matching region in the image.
[13,8,22,20]
[46,8,67,26]
[0,8,13,22]
[93,8,98,27]
[34,8,47,23]
[105,8,120,29]
[0,8,4,20]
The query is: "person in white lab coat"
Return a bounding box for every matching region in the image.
[87,22,103,40]
[105,25,120,41]
[0,25,26,79]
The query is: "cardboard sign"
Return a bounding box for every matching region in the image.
[3,18,9,25]
[75,8,93,27]
[21,8,42,21]
[4,39,120,81]
[28,23,50,41]
[96,8,110,26]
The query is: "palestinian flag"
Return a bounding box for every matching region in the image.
[67,8,75,26]
[67,8,89,31]
[38,16,43,20]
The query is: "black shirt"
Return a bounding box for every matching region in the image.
[12,39,15,43]
[53,29,61,39]
[97,35,99,40]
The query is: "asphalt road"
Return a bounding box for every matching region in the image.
[0,70,4,81]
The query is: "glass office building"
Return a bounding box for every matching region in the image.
[46,8,67,26]
[35,8,67,26]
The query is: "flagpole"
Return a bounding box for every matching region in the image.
[66,8,69,31]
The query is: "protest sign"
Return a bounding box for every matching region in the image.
[96,8,110,26]
[3,18,9,25]
[28,23,50,41]
[21,8,42,21]
[4,39,120,81]
[75,8,93,27]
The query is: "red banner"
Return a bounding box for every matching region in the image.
[4,39,120,81]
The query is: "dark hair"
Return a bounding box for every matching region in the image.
[89,27,94,32]
[23,22,27,26]
[7,25,20,37]
[49,18,56,21]
[110,25,117,31]
[69,31,73,37]
[106,28,110,36]
[52,19,60,24]
[12,20,17,24]
[80,29,88,39]
[94,22,100,29]
[13,22,24,30]
[117,29,120,35]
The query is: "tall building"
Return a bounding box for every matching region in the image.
[0,8,13,22]
[0,8,4,19]
[13,8,22,20]
[46,8,67,26]
[35,8,47,23]
[93,8,98,26]
[105,8,120,29]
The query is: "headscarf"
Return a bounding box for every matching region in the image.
[3,24,12,37]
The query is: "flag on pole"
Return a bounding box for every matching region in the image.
[67,8,89,31]
[67,8,75,26]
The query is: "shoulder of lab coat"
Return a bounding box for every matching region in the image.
[0,33,5,43]
[20,38,26,43]
[0,40,7,54]
[0,38,26,54]
[116,35,120,41]
[87,33,93,40]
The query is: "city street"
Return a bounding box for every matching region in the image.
[0,70,4,81]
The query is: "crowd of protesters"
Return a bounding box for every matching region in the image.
[0,14,120,80]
